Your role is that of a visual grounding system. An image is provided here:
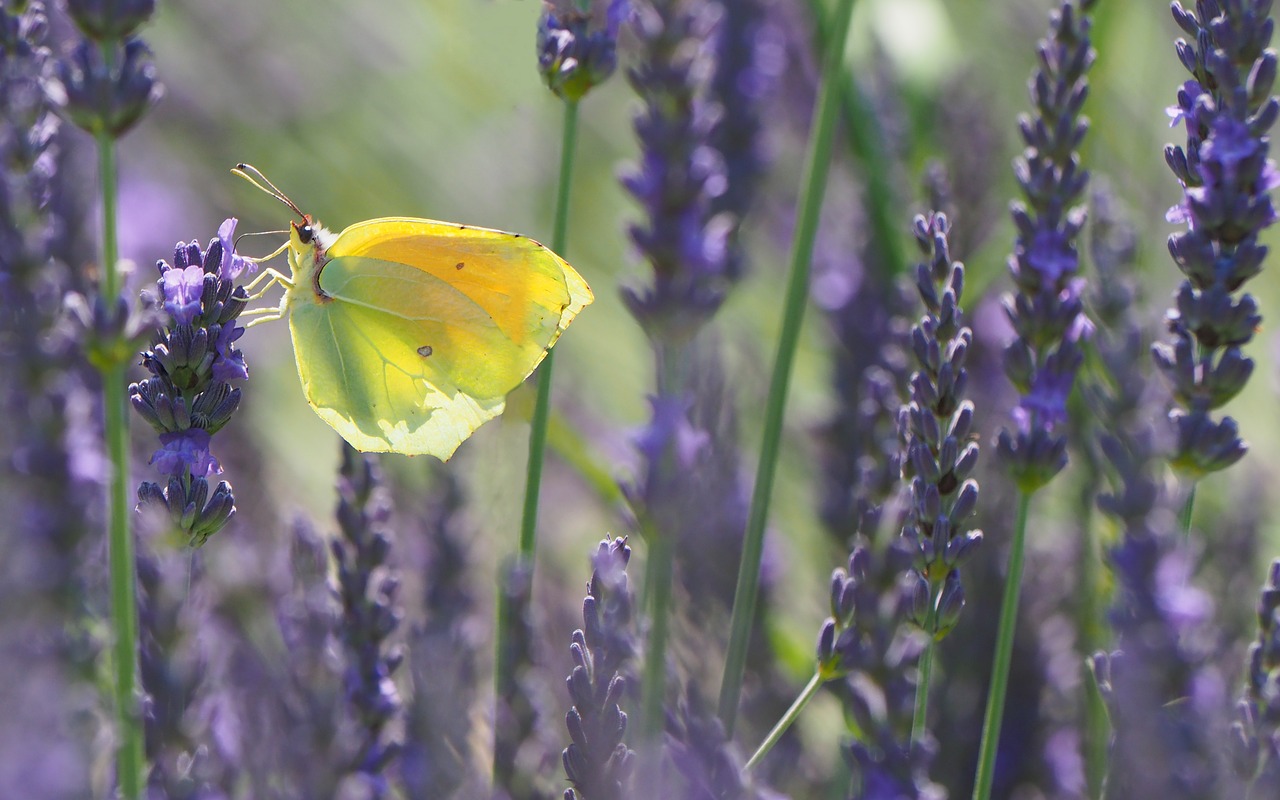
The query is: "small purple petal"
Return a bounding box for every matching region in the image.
[161,264,206,325]
[151,429,221,478]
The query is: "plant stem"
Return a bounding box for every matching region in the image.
[1077,484,1108,798]
[912,599,937,745]
[638,522,674,741]
[493,96,580,786]
[98,122,144,798]
[745,670,823,770]
[972,490,1032,800]
[1179,483,1196,539]
[715,0,857,736]
[804,0,906,281]
[516,98,579,569]
[638,342,685,741]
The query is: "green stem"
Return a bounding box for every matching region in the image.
[1179,483,1196,539]
[804,0,906,280]
[638,343,684,740]
[639,523,674,741]
[518,99,579,572]
[494,97,580,785]
[716,0,857,736]
[1077,486,1108,798]
[912,601,937,745]
[972,490,1033,800]
[745,670,823,770]
[98,124,144,797]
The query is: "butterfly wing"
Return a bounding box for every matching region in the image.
[287,217,592,459]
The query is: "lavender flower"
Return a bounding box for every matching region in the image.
[1091,426,1228,798]
[331,444,403,796]
[537,0,626,102]
[816,540,941,799]
[899,212,982,639]
[0,1,100,602]
[493,558,541,799]
[132,219,251,546]
[1233,559,1280,790]
[52,22,161,139]
[621,0,733,344]
[136,549,231,797]
[665,687,773,800]
[1154,0,1279,478]
[564,537,636,800]
[996,0,1096,491]
[705,0,779,283]
[399,468,482,798]
[0,12,109,765]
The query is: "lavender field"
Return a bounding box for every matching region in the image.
[3,0,1279,798]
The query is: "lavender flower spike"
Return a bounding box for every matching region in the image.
[332,444,403,795]
[621,0,733,345]
[1154,0,1279,478]
[996,0,1096,491]
[564,537,636,800]
[132,219,253,546]
[899,212,982,639]
[1233,559,1280,790]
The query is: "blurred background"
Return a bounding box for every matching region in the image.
[5,0,1280,796]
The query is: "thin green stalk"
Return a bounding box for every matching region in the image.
[804,0,906,280]
[716,0,857,735]
[516,98,579,566]
[911,601,937,745]
[1077,486,1108,798]
[745,670,823,770]
[494,97,580,783]
[98,124,144,799]
[1179,484,1196,538]
[638,343,685,740]
[638,524,674,741]
[972,491,1032,800]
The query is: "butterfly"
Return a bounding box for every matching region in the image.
[234,164,593,461]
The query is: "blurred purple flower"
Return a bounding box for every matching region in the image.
[633,395,710,471]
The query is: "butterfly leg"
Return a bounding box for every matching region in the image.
[241,267,292,301]
[243,308,285,329]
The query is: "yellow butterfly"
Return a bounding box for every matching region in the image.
[234,165,593,460]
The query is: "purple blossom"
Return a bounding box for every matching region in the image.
[1155,0,1280,478]
[997,0,1096,491]
[621,0,736,342]
[211,320,247,382]
[632,395,710,471]
[132,219,251,546]
[331,445,403,792]
[216,217,254,281]
[160,264,204,325]
[150,429,220,479]
[536,0,626,101]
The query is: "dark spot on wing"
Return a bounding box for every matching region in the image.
[458,224,468,230]
[456,262,465,270]
[417,345,433,357]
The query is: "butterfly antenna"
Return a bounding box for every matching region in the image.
[232,163,306,220]
[235,229,291,263]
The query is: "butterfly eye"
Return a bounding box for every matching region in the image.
[298,225,315,244]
